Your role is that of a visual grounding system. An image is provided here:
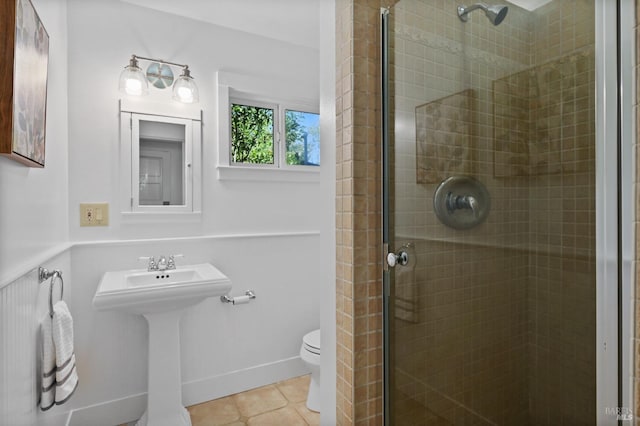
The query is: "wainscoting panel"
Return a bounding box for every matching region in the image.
[0,250,71,426]
[0,268,40,426]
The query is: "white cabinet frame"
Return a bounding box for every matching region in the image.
[120,100,202,217]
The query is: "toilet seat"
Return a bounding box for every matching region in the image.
[302,329,321,355]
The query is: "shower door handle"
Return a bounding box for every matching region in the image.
[386,250,409,268]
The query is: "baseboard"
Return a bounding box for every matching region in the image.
[182,355,308,405]
[68,356,308,426]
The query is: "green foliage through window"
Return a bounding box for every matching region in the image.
[230,101,320,167]
[231,104,274,164]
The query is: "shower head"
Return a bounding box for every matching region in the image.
[458,3,509,26]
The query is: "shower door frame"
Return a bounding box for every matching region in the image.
[380,1,635,424]
[617,0,635,420]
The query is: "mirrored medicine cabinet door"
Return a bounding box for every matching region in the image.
[120,110,202,214]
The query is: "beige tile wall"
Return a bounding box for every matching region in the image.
[384,0,595,424]
[335,0,384,424]
[389,1,532,424]
[337,0,601,424]
[527,4,596,425]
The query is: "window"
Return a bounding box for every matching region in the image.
[216,71,320,181]
[231,102,275,165]
[230,98,320,168]
[285,110,320,166]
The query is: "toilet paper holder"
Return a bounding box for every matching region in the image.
[220,290,256,305]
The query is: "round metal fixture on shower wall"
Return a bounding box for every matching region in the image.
[433,176,490,230]
[457,3,508,26]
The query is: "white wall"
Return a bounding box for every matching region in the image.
[62,234,319,425]
[0,0,70,422]
[55,1,324,424]
[66,0,321,241]
[0,0,69,287]
[1,250,71,426]
[318,0,337,424]
[1,1,324,423]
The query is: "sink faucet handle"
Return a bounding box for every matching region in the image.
[138,256,157,271]
[157,256,168,271]
[167,254,184,270]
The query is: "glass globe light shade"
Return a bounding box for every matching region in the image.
[172,68,199,103]
[119,57,148,96]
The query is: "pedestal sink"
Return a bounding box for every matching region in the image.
[93,263,231,426]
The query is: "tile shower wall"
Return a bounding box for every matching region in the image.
[337,0,599,423]
[527,3,596,424]
[390,2,531,424]
[387,0,595,425]
[335,0,384,424]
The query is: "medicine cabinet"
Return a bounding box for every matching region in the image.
[120,103,202,215]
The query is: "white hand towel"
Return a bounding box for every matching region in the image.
[51,301,79,405]
[39,314,56,411]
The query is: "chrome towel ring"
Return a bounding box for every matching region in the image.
[39,267,64,318]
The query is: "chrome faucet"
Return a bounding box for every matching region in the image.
[466,195,479,218]
[157,256,168,271]
[139,256,158,271]
[139,254,183,271]
[446,193,479,218]
[167,254,183,270]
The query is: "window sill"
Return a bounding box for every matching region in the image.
[121,211,202,224]
[216,165,320,183]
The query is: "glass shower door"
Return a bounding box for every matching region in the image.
[383,1,604,424]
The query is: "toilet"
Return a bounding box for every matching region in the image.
[300,329,321,412]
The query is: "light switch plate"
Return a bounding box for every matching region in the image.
[80,203,109,227]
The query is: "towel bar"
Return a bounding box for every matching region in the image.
[39,267,64,318]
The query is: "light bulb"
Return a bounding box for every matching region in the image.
[172,67,199,103]
[176,86,193,103]
[118,56,148,96]
[125,78,143,96]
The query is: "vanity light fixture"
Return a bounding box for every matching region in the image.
[172,67,199,103]
[118,54,199,104]
[119,56,148,96]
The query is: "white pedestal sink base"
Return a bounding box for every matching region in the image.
[135,309,192,426]
[92,263,231,426]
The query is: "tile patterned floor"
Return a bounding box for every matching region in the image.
[189,374,319,426]
[121,374,318,426]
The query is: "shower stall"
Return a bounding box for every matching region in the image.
[382,1,633,424]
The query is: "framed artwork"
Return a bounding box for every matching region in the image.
[0,0,49,167]
[415,89,475,184]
